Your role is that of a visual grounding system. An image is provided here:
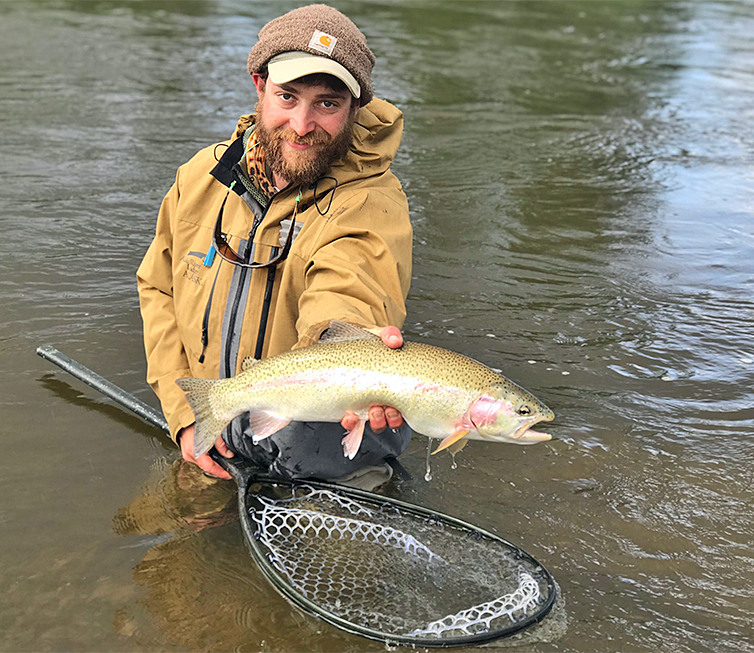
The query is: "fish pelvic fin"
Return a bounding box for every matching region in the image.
[249,411,291,443]
[342,418,367,460]
[175,377,228,457]
[432,429,470,455]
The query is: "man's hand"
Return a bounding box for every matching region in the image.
[341,325,405,434]
[178,424,234,480]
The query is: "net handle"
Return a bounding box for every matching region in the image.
[36,345,169,432]
[35,345,258,487]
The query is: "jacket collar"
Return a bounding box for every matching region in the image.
[209,132,333,210]
[209,137,245,194]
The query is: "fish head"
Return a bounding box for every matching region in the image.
[467,383,554,445]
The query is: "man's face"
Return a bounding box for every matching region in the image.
[252,74,357,188]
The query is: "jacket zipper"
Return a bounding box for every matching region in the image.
[219,152,307,372]
[198,262,223,364]
[222,180,293,375]
[222,210,264,378]
[255,249,279,359]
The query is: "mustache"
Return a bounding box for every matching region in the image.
[270,127,332,147]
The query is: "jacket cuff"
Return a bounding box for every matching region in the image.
[152,367,195,443]
[169,406,197,444]
[294,319,334,349]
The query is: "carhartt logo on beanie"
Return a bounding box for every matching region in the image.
[309,30,337,56]
[247,4,375,106]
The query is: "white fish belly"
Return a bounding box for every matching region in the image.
[235,366,470,437]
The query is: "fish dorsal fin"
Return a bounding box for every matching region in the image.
[241,356,259,371]
[318,320,380,344]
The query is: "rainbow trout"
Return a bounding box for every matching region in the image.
[177,321,554,458]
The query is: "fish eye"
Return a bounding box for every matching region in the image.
[517,405,532,416]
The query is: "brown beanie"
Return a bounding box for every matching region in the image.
[247,4,375,106]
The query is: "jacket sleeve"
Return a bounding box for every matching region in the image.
[295,187,413,347]
[136,173,196,442]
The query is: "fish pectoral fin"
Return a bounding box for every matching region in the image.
[341,419,367,460]
[249,411,292,444]
[446,438,469,456]
[432,429,470,455]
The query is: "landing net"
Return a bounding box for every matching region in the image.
[246,483,556,645]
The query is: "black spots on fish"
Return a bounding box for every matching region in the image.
[176,376,217,406]
[398,342,502,389]
[235,336,531,402]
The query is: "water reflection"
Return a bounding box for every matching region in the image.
[111,460,395,651]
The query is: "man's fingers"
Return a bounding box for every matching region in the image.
[341,411,359,430]
[369,406,388,433]
[214,436,235,458]
[178,423,232,479]
[178,425,197,461]
[195,453,232,480]
[345,406,403,434]
[385,407,404,429]
[380,325,403,349]
[366,325,403,349]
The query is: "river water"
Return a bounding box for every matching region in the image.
[1,1,752,651]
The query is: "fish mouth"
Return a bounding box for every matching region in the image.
[512,415,554,444]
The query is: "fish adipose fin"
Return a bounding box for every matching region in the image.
[319,320,380,344]
[240,356,259,371]
[249,411,291,443]
[175,377,229,458]
[341,418,367,460]
[432,429,470,455]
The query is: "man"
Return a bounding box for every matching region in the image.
[137,4,413,484]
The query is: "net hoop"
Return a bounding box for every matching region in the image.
[236,475,557,648]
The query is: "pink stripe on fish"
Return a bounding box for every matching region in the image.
[250,367,414,393]
[415,380,443,393]
[251,369,339,390]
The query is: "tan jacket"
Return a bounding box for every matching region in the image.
[137,98,412,441]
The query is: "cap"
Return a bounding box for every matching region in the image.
[247,4,375,106]
[267,51,361,99]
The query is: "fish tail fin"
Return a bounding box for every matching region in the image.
[175,377,228,457]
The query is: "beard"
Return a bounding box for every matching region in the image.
[254,100,355,188]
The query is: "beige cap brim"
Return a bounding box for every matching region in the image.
[267,51,361,99]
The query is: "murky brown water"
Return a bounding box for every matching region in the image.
[1,1,753,651]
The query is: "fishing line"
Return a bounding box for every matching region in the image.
[35,345,558,648]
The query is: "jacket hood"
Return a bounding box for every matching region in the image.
[231,97,404,185]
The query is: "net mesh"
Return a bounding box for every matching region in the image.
[248,484,550,640]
